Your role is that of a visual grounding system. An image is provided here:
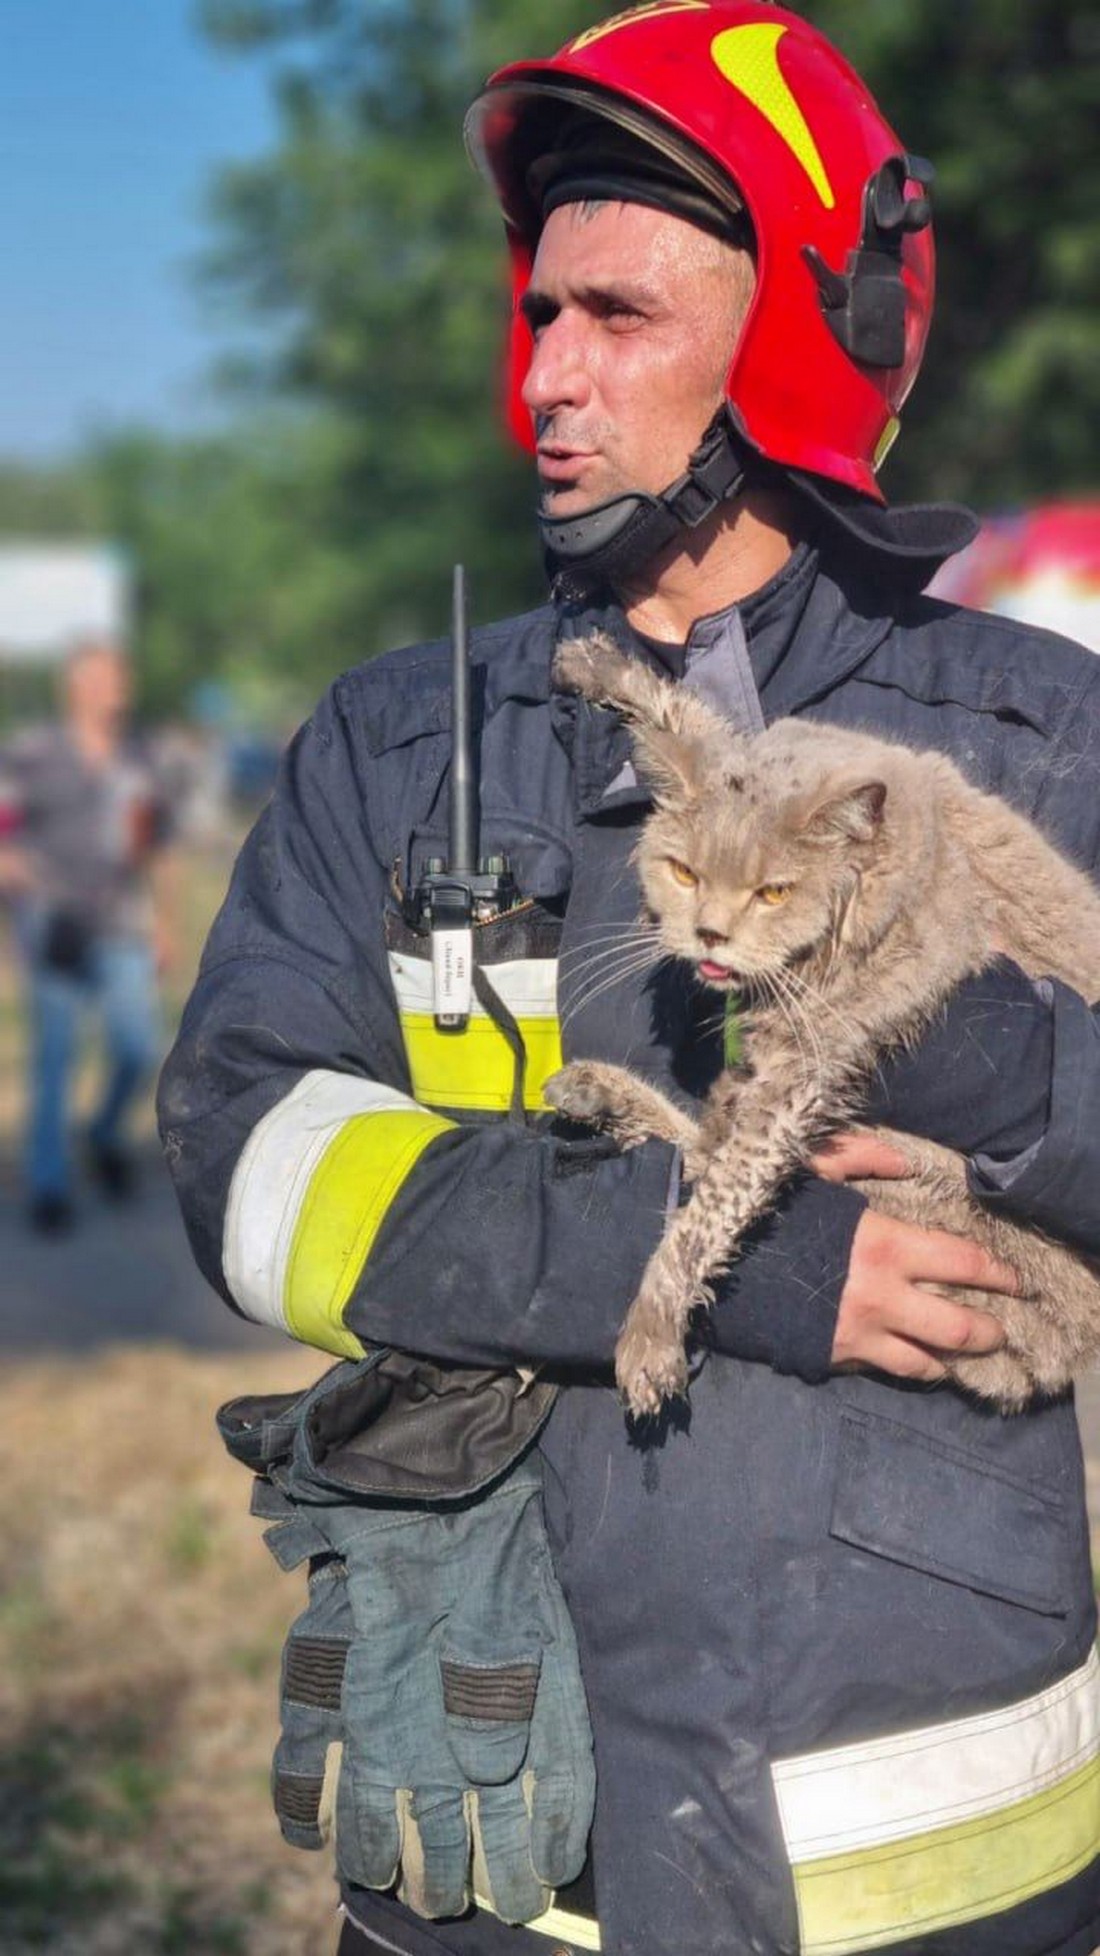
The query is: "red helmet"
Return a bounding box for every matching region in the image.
[466,1,935,504]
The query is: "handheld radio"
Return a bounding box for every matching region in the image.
[408,567,516,1029]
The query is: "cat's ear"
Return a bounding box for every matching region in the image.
[630,727,712,808]
[801,778,887,845]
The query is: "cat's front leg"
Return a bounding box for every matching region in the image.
[544,1061,701,1153]
[615,1072,831,1415]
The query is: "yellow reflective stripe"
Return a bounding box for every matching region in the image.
[476,1892,601,1951]
[711,23,836,209]
[792,1751,1100,1955]
[389,949,562,1112]
[401,1011,563,1112]
[525,1900,601,1950]
[873,416,901,472]
[283,1108,455,1356]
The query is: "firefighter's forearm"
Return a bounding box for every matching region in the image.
[341,1120,678,1369]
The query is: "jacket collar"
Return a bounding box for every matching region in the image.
[552,545,896,817]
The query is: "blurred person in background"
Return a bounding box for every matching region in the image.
[0,636,179,1233]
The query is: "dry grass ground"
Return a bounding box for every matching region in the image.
[0,1342,342,1955]
[0,833,352,1950]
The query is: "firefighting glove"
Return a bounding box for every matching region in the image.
[312,1451,595,1923]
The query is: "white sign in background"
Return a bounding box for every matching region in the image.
[0,544,131,664]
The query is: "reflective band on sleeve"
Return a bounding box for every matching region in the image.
[223,1070,455,1351]
[283,1105,453,1353]
[772,1645,1100,1954]
[475,1890,601,1951]
[389,950,562,1112]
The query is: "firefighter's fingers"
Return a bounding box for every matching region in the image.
[467,1784,549,1926]
[899,1226,1019,1299]
[811,1128,912,1183]
[397,1786,471,1921]
[833,1211,1011,1375]
[834,1334,950,1385]
[339,1775,402,1891]
[527,1763,595,1889]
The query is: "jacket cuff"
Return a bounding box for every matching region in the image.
[968,978,1100,1255]
[709,1176,866,1383]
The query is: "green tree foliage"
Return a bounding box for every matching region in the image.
[197,0,598,654]
[0,427,350,719]
[808,0,1100,504]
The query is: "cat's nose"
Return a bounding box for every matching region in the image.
[697,926,728,949]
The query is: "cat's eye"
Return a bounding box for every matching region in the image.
[756,883,791,906]
[667,859,698,888]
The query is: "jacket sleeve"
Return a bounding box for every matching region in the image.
[158,677,679,1371]
[855,661,1100,1258]
[962,666,1100,1254]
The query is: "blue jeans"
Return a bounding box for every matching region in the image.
[23,928,161,1200]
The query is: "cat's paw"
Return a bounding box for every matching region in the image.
[551,632,628,705]
[614,1319,690,1419]
[544,1062,623,1126]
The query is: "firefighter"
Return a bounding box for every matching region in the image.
[161,6,1100,1953]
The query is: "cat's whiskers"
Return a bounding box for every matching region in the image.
[561,962,669,1028]
[780,963,865,1072]
[760,963,827,1074]
[560,942,668,1026]
[559,924,659,965]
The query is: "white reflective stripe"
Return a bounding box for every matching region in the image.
[222,1070,422,1331]
[388,949,559,1018]
[772,1645,1100,1861]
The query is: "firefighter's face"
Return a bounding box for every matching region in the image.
[521,200,752,519]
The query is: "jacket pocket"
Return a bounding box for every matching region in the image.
[830,1407,1070,1617]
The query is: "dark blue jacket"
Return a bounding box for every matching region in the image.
[161,542,1100,1956]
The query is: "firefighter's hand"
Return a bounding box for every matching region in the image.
[811,1130,911,1184]
[831,1209,1015,1383]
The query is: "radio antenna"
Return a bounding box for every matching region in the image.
[449,565,476,875]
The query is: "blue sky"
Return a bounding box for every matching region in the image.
[0,1,279,462]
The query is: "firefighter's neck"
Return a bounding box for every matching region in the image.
[617,486,799,645]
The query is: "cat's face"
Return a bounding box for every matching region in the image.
[634,741,885,993]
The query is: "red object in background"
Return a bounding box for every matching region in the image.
[0,790,24,840]
[929,501,1100,653]
[467,0,934,500]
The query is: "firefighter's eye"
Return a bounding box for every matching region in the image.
[668,859,698,887]
[756,883,791,906]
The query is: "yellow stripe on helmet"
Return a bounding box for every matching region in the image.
[711,23,836,210]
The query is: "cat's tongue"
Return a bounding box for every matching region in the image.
[698,958,735,985]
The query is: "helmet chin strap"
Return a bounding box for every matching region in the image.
[541,406,747,592]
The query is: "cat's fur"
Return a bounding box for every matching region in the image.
[547,631,1100,1417]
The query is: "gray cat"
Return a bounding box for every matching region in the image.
[547,632,1100,1418]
